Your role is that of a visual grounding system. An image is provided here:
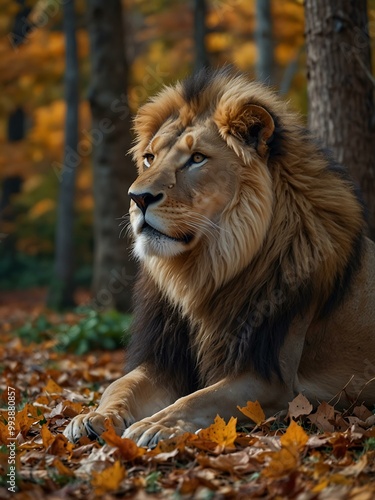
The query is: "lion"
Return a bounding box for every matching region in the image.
[64,67,375,447]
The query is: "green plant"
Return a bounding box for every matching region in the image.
[17,309,132,354]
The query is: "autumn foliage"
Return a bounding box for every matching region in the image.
[1,299,375,499]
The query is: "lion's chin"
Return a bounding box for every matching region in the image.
[133,225,195,260]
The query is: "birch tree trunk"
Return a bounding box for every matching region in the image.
[305,0,375,239]
[48,0,79,308]
[87,0,137,312]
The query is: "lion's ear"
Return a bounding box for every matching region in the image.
[216,103,275,158]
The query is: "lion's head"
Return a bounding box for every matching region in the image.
[128,68,364,374]
[129,69,289,289]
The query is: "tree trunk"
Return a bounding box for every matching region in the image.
[48,0,79,309]
[194,0,208,72]
[87,0,137,312]
[305,0,375,240]
[255,0,274,85]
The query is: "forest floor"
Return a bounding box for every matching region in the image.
[0,288,375,499]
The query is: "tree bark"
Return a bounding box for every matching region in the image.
[48,0,79,309]
[305,0,375,240]
[194,0,208,72]
[87,0,137,312]
[255,0,274,85]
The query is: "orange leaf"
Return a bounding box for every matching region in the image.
[48,434,74,457]
[0,420,8,444]
[91,460,126,495]
[43,378,63,395]
[41,424,55,449]
[262,447,299,478]
[53,457,75,477]
[15,404,39,436]
[198,415,237,448]
[280,420,309,451]
[237,400,265,425]
[101,420,145,460]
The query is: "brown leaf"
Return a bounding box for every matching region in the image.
[237,401,265,425]
[353,405,373,421]
[308,401,335,432]
[197,450,255,475]
[287,393,313,419]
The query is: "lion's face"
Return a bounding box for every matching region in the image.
[129,73,278,286]
[129,120,241,259]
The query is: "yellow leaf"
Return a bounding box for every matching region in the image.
[92,461,126,495]
[198,415,237,448]
[29,198,55,219]
[237,400,265,425]
[280,420,308,451]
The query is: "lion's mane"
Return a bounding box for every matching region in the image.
[127,67,365,393]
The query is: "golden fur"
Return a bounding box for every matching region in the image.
[64,68,375,447]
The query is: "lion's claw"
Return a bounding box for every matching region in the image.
[123,418,197,448]
[63,411,130,443]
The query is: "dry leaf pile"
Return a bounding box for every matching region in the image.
[0,302,375,499]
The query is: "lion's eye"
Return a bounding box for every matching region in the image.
[186,152,208,169]
[143,153,154,168]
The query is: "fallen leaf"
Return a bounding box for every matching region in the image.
[197,450,255,474]
[48,434,74,457]
[101,419,145,460]
[353,405,372,421]
[237,401,265,425]
[198,415,238,448]
[262,447,299,478]
[280,420,309,451]
[53,457,75,477]
[43,378,64,395]
[309,401,335,432]
[15,404,40,436]
[287,393,313,419]
[91,460,126,495]
[41,424,55,449]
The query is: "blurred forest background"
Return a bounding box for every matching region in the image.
[1,0,375,317]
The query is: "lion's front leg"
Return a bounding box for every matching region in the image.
[123,372,294,447]
[64,365,175,443]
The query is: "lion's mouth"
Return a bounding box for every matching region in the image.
[141,222,194,244]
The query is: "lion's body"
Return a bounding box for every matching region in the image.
[65,68,375,446]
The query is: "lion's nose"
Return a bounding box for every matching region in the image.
[129,192,163,214]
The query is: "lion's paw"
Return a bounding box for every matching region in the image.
[64,411,130,443]
[123,419,198,448]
